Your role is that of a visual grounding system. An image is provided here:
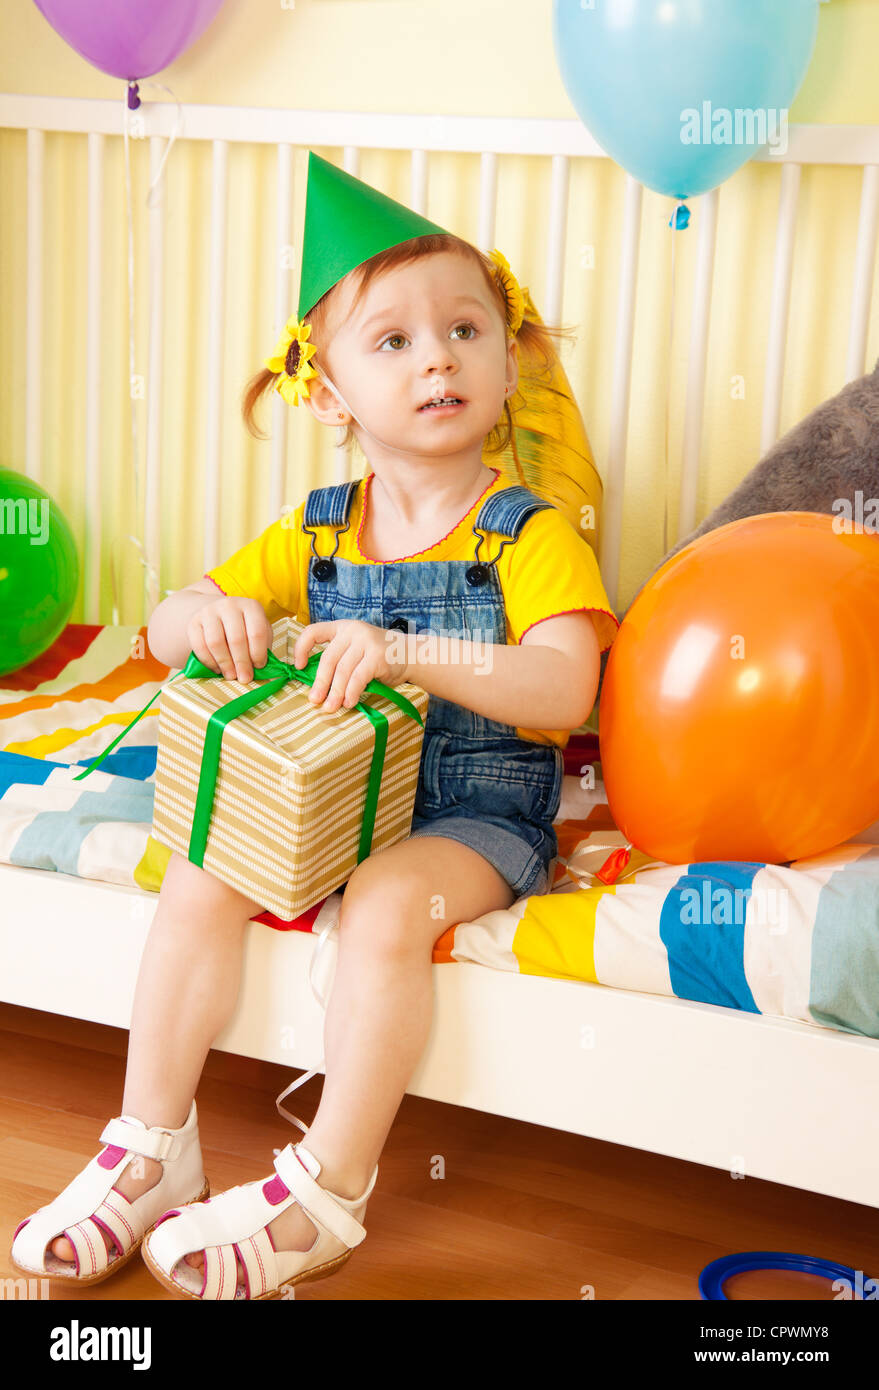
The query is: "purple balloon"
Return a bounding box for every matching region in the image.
[33,0,226,82]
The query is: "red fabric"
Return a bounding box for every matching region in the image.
[252,897,330,933]
[562,731,600,777]
[1,623,104,690]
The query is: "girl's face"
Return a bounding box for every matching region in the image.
[307,251,519,470]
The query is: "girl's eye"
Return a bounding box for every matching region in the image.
[377,322,478,350]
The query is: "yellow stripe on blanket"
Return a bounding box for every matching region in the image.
[4,707,160,761]
[134,833,173,894]
[512,886,617,981]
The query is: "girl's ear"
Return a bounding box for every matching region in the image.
[506,336,520,396]
[303,376,347,425]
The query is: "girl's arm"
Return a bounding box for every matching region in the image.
[147,578,226,670]
[398,611,602,731]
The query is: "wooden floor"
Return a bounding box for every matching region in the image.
[2,1001,878,1302]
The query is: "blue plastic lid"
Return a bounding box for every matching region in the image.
[699,1251,866,1301]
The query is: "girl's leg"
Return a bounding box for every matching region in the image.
[296,835,515,1191]
[51,851,262,1264]
[208,835,516,1274]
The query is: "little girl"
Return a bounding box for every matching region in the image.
[11,152,620,1300]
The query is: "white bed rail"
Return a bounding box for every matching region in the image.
[2,95,878,621]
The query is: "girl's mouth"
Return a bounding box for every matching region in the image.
[418,398,466,415]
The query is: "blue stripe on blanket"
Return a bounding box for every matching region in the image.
[11,783,156,875]
[659,862,763,1012]
[72,745,158,781]
[809,850,879,1038]
[0,750,67,795]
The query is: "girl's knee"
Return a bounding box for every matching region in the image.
[161,851,262,921]
[338,863,429,955]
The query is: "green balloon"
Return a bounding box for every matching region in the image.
[0,468,79,678]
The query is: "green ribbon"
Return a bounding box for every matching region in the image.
[74,649,423,868]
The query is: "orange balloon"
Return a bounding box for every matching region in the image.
[599,512,879,864]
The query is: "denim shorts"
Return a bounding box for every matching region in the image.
[408,810,557,899]
[406,735,564,900]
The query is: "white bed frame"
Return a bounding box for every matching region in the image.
[2,95,879,1213]
[5,858,879,1211]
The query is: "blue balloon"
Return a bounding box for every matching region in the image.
[553,0,820,199]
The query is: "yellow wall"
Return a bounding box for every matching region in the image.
[2,0,876,123]
[1,0,878,622]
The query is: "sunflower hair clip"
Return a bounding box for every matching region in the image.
[489,249,527,338]
[264,316,319,406]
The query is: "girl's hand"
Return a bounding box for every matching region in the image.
[292,619,410,711]
[187,596,274,683]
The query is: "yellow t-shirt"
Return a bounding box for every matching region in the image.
[204,467,620,748]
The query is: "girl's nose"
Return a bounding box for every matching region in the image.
[423,353,456,377]
[422,354,461,390]
[419,333,461,374]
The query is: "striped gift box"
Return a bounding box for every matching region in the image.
[151,616,428,919]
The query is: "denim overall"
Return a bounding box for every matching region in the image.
[301,478,565,899]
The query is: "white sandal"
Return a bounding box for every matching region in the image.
[141,1139,378,1300]
[141,905,373,1301]
[10,1099,209,1286]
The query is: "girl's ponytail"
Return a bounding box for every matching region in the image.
[241,367,280,442]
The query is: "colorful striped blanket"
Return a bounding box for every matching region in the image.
[2,624,878,1039]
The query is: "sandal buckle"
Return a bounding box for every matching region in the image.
[151,1132,182,1163]
[99,1117,183,1164]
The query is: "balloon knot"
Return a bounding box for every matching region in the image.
[595,845,632,885]
[127,82,141,112]
[669,201,690,230]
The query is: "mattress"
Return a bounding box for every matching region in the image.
[2,622,878,1040]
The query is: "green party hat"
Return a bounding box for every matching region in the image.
[297,151,450,319]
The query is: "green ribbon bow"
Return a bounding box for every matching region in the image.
[74,649,423,869]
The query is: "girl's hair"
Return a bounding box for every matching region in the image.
[241,232,577,457]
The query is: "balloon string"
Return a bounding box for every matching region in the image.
[117,85,140,625]
[665,208,677,557]
[139,80,184,210]
[663,199,691,557]
[113,82,181,625]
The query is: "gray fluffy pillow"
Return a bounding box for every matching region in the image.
[626,355,879,611]
[594,356,879,703]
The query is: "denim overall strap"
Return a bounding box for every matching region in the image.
[299,480,553,589]
[301,483,359,583]
[471,485,552,546]
[303,480,552,537]
[302,482,359,530]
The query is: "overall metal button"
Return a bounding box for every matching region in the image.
[312,558,336,581]
[388,617,410,632]
[465,563,489,587]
